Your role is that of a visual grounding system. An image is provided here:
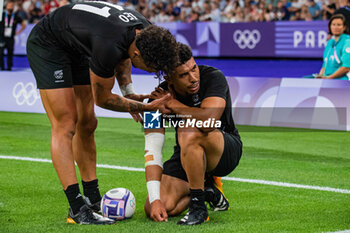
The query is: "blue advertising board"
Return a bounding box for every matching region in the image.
[15,21,328,58]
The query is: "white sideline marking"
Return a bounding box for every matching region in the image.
[0,155,144,172]
[1,155,350,194]
[97,163,144,172]
[326,231,350,233]
[222,177,350,194]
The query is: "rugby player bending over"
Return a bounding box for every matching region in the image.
[26,1,177,225]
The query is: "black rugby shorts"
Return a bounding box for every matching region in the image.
[163,131,242,181]
[26,26,90,89]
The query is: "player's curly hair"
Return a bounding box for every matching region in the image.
[164,42,193,82]
[177,43,192,66]
[136,25,178,77]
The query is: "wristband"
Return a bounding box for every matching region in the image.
[120,83,135,96]
[147,180,160,204]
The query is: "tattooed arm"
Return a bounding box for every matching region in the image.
[90,69,170,113]
[115,58,132,87]
[114,59,149,101]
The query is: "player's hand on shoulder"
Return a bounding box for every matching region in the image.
[150,200,168,222]
[148,93,172,114]
[150,87,169,100]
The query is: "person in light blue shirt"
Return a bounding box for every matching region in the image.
[308,0,321,20]
[315,14,350,80]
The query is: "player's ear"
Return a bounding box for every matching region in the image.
[164,75,172,84]
[134,49,141,57]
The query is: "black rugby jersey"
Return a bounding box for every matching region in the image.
[159,65,239,137]
[35,2,150,77]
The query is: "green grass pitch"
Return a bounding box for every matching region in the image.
[0,111,349,233]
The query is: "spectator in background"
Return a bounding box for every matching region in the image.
[308,0,321,19]
[300,3,313,20]
[124,0,137,10]
[288,0,302,21]
[221,0,235,22]
[179,0,191,21]
[32,0,44,16]
[0,0,26,71]
[264,3,275,21]
[234,5,245,22]
[250,2,261,21]
[282,0,292,19]
[210,2,222,21]
[3,0,348,24]
[28,6,43,24]
[108,0,118,3]
[322,0,336,19]
[216,0,225,10]
[108,0,119,4]
[315,14,350,80]
[16,2,28,20]
[43,0,59,15]
[137,0,149,17]
[22,0,33,14]
[158,9,171,22]
[266,0,279,7]
[188,9,200,22]
[182,0,193,15]
[276,0,287,20]
[334,0,350,34]
[200,1,213,21]
[59,0,70,7]
[192,0,205,11]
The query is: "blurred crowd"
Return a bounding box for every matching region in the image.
[3,0,350,23]
[4,0,69,23]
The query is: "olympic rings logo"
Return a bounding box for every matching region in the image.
[12,82,40,106]
[233,29,261,49]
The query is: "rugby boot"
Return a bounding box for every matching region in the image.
[84,196,102,214]
[66,204,115,225]
[177,195,209,225]
[205,176,229,211]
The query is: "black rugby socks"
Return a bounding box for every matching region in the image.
[190,188,206,207]
[82,179,102,205]
[64,183,85,215]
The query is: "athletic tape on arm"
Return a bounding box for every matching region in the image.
[147,180,160,204]
[120,83,135,96]
[144,133,164,168]
[144,133,164,204]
